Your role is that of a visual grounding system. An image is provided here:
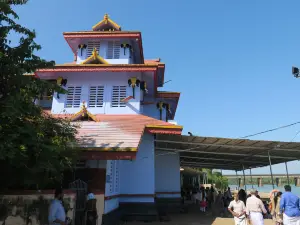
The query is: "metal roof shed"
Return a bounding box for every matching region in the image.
[155,134,300,171]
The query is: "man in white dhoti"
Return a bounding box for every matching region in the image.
[228,193,247,225]
[279,185,300,225]
[246,189,267,225]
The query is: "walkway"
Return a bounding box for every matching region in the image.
[128,203,273,225]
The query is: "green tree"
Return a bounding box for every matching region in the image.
[0,1,78,189]
[202,168,229,190]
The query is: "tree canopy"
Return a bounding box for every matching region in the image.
[0,1,78,189]
[202,168,229,190]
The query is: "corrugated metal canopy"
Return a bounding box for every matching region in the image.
[155,134,300,171]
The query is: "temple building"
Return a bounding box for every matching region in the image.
[35,14,183,224]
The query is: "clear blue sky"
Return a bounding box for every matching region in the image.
[13,0,300,175]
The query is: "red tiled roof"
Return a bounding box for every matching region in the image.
[145,58,161,63]
[63,61,76,65]
[43,112,182,150]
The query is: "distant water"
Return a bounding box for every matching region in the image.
[229,184,300,196]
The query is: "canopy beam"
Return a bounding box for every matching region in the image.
[157,147,298,160]
[155,139,300,152]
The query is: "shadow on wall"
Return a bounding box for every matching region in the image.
[0,194,75,225]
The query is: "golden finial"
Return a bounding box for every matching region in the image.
[104,13,109,23]
[92,48,98,60]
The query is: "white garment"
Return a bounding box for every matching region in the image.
[249,212,264,225]
[228,200,245,214]
[234,215,247,225]
[195,192,203,201]
[283,213,300,225]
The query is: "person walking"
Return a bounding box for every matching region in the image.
[224,187,233,202]
[48,187,66,225]
[279,185,300,225]
[228,193,247,225]
[271,191,283,225]
[246,189,267,225]
[207,186,215,209]
[198,187,207,212]
[212,191,224,217]
[238,189,247,205]
[86,189,98,225]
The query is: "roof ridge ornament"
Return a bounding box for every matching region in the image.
[104,13,109,23]
[92,13,121,31]
[70,101,99,122]
[81,48,109,64]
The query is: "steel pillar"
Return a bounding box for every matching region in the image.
[268,150,275,189]
[285,162,290,185]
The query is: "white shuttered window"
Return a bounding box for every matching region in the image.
[89,86,104,107]
[66,86,82,108]
[87,41,100,57]
[107,41,120,59]
[111,86,126,107]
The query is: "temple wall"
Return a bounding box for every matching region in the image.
[0,190,75,225]
[155,151,181,198]
[50,72,142,115]
[119,133,155,203]
[141,103,167,121]
[93,192,105,225]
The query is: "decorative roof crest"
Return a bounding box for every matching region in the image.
[92,13,121,31]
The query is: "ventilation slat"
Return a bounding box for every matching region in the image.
[66,86,82,108]
[87,41,101,57]
[111,86,126,107]
[88,86,104,107]
[107,41,120,59]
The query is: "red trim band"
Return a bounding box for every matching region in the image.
[81,151,136,160]
[37,67,157,73]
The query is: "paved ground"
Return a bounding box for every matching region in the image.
[128,203,273,225]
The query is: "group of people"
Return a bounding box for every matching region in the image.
[190,186,233,215]
[228,185,300,225]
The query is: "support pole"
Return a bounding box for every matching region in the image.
[236,170,239,190]
[268,150,275,189]
[250,168,254,188]
[285,162,290,185]
[242,165,246,191]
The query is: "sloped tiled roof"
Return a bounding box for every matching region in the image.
[44,112,182,150]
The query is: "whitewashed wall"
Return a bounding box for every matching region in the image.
[51,72,142,115]
[155,151,181,198]
[119,133,155,203]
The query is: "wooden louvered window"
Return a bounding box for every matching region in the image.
[89,86,104,108]
[65,86,82,108]
[107,41,120,59]
[111,86,126,108]
[87,41,100,57]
